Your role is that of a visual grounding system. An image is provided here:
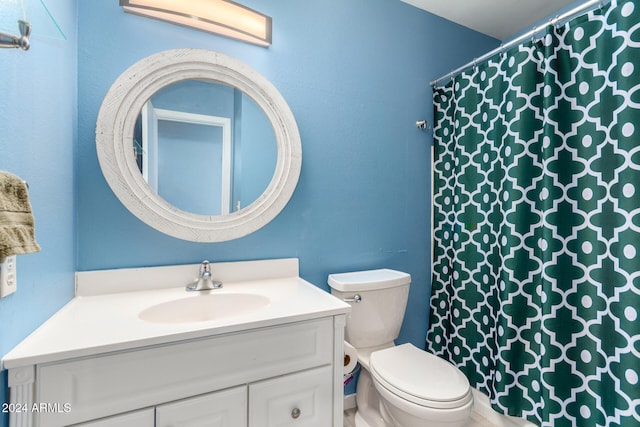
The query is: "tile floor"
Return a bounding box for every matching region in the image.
[344,409,496,427]
[343,400,535,427]
[344,408,357,427]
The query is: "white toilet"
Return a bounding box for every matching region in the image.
[329,269,473,427]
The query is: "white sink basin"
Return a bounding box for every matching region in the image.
[139,293,270,323]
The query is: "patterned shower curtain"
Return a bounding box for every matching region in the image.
[427,1,640,426]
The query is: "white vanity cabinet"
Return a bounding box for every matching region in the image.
[73,364,333,427]
[3,259,351,427]
[8,317,345,427]
[154,366,333,427]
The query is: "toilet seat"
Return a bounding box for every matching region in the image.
[369,343,472,410]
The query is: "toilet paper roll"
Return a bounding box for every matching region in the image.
[343,341,358,374]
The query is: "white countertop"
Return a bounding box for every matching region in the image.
[2,259,351,369]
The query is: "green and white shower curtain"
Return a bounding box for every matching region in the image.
[427,0,640,425]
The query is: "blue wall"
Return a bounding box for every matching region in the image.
[77,0,497,345]
[0,1,77,425]
[1,0,497,424]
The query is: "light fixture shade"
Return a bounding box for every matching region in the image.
[120,0,272,47]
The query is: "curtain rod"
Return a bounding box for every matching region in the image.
[430,0,609,88]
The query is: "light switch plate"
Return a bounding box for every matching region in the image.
[0,256,17,298]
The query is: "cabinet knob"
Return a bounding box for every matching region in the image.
[291,407,301,419]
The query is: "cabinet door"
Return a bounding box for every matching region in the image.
[249,366,333,427]
[71,408,154,427]
[156,386,247,427]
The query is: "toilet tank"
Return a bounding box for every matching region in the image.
[328,269,411,349]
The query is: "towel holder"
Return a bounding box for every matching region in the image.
[0,20,31,50]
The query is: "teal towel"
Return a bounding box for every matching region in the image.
[0,171,40,258]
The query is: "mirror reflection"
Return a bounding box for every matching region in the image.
[133,79,277,216]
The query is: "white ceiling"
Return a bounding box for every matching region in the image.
[401,0,581,40]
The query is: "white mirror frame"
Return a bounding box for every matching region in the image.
[96,49,302,242]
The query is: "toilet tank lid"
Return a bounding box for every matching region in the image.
[328,269,411,292]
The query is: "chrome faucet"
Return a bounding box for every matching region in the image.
[186,260,223,291]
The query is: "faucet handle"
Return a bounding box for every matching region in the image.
[200,260,212,278]
[186,260,223,291]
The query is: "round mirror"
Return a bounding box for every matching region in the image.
[96,49,301,242]
[133,79,277,216]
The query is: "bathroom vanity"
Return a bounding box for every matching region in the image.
[2,259,350,427]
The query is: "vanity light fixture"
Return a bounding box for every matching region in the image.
[120,0,272,47]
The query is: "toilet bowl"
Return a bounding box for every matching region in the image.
[370,344,473,426]
[329,269,473,427]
